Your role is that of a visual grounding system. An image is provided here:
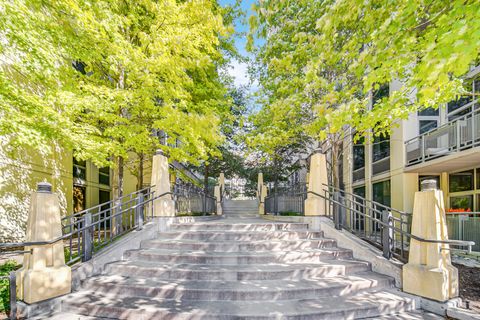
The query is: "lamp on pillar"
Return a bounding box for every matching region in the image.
[403,179,458,301]
[151,150,175,217]
[304,152,328,216]
[16,182,72,304]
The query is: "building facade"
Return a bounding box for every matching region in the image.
[339,67,480,250]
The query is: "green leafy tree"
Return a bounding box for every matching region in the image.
[248,0,480,187]
[1,0,236,198]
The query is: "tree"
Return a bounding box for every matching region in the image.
[248,0,480,187]
[1,0,236,198]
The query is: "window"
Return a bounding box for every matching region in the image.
[73,185,86,213]
[372,180,391,207]
[450,195,473,212]
[419,120,438,134]
[449,170,474,193]
[372,133,390,162]
[418,107,439,117]
[73,158,86,180]
[372,84,389,107]
[353,186,366,231]
[372,180,391,231]
[99,167,110,186]
[353,145,365,170]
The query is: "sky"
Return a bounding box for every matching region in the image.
[218,0,257,88]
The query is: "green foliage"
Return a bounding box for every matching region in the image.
[0,0,236,175]
[0,260,20,313]
[278,212,302,216]
[248,0,480,148]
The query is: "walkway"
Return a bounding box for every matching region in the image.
[40,201,442,319]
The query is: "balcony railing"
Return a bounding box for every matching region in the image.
[405,99,480,166]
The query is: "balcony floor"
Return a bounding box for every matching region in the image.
[405,146,480,174]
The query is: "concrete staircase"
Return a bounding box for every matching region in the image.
[52,213,437,320]
[223,199,258,216]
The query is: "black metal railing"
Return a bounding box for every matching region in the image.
[0,182,218,319]
[265,183,307,215]
[172,182,216,215]
[317,184,474,262]
[264,181,475,262]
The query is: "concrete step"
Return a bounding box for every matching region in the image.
[62,289,418,320]
[156,230,324,241]
[169,223,309,232]
[104,260,371,280]
[81,272,393,301]
[140,238,337,252]
[123,248,353,264]
[169,223,309,231]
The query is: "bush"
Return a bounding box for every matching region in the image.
[278,212,302,216]
[0,260,20,313]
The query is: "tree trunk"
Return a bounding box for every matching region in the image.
[204,163,209,194]
[137,152,144,191]
[113,155,124,200]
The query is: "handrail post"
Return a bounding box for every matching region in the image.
[82,212,93,262]
[381,210,393,259]
[9,271,16,320]
[136,193,144,230]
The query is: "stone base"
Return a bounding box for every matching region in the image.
[258,203,265,215]
[19,266,71,304]
[403,263,458,302]
[304,197,327,216]
[153,198,175,217]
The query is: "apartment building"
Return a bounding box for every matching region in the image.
[338,67,480,249]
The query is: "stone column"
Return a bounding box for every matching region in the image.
[403,180,458,302]
[257,172,264,197]
[258,185,267,215]
[214,185,222,215]
[219,172,225,190]
[16,182,71,304]
[304,152,328,216]
[150,150,175,217]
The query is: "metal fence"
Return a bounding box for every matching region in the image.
[265,183,307,215]
[0,182,217,319]
[405,99,480,166]
[447,212,480,252]
[173,182,216,215]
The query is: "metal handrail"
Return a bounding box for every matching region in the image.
[310,189,475,255]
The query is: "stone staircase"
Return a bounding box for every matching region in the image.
[49,213,439,320]
[223,199,258,216]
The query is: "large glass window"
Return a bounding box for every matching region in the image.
[73,185,86,213]
[353,186,366,231]
[99,167,110,186]
[372,180,391,207]
[419,120,438,134]
[449,170,474,193]
[372,84,389,107]
[450,195,473,212]
[372,133,390,162]
[353,136,365,170]
[73,158,86,180]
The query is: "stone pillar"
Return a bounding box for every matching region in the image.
[219,172,225,190]
[16,182,71,304]
[304,152,328,216]
[257,172,264,197]
[403,180,458,302]
[258,185,268,215]
[150,150,175,217]
[214,185,222,215]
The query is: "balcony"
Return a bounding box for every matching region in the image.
[405,100,480,168]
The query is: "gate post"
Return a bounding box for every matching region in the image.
[151,150,175,216]
[304,152,328,216]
